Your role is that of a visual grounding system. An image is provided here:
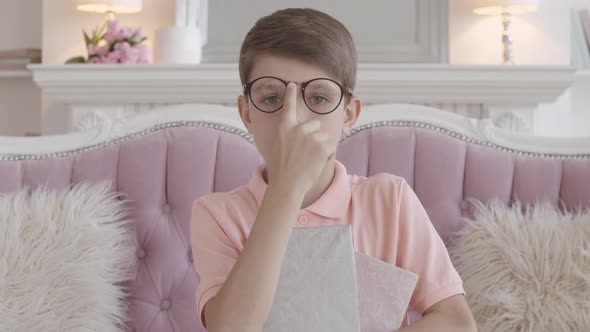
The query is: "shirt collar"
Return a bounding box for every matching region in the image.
[247,161,352,219]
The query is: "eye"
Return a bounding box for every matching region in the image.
[309,95,328,105]
[261,95,281,105]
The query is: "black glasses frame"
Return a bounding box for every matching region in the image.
[243,76,354,115]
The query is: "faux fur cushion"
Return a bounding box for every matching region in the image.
[449,201,590,332]
[0,182,135,332]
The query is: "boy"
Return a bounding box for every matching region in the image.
[191,8,477,332]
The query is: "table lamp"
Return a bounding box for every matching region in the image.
[76,0,143,21]
[473,0,538,64]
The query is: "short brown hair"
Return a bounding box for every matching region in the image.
[239,8,357,93]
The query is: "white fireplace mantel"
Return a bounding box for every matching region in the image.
[30,63,574,105]
[28,64,575,134]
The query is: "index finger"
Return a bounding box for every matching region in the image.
[280,82,297,128]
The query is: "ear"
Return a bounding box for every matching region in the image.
[342,96,361,135]
[238,94,252,132]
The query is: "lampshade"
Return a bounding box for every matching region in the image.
[76,0,142,14]
[473,0,538,15]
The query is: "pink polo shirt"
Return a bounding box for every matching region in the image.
[190,161,464,325]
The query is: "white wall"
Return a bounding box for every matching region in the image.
[0,0,42,50]
[0,0,42,136]
[204,0,447,63]
[38,0,174,135]
[0,77,41,136]
[2,0,588,136]
[569,0,590,136]
[567,73,590,137]
[450,0,590,137]
[449,0,569,65]
[42,0,174,64]
[535,0,590,137]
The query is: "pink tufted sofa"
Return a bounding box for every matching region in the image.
[1,104,589,331]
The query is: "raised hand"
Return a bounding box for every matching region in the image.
[267,82,335,197]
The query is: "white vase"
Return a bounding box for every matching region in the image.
[154,26,202,64]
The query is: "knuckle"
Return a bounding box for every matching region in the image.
[300,122,316,134]
[296,122,307,133]
[311,133,328,146]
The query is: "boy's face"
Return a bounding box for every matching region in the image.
[238,54,361,166]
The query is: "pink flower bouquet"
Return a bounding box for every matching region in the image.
[66,20,151,64]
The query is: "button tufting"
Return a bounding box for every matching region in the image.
[161,299,171,310]
[136,249,146,259]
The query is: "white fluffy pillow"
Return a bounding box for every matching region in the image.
[449,200,590,332]
[0,182,135,332]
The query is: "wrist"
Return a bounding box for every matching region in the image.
[266,180,307,205]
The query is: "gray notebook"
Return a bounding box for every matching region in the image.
[355,252,418,331]
[262,225,361,332]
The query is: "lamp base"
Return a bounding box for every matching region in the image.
[502,12,514,64]
[105,10,116,22]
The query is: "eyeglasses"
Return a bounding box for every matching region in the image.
[243,76,353,115]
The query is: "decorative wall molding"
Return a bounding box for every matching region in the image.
[202,0,448,63]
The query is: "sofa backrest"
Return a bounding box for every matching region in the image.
[1,104,589,332]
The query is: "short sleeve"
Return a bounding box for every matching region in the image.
[190,198,240,327]
[394,179,465,314]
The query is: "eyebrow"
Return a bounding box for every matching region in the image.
[252,83,284,90]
